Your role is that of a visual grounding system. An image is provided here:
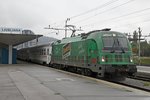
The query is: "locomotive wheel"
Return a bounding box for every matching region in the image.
[79,68,91,76]
[84,69,92,76]
[81,69,85,75]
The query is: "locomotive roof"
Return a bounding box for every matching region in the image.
[54,31,125,45]
[59,36,82,44]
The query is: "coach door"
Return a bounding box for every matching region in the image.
[47,46,52,64]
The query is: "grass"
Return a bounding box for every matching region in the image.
[143,82,150,87]
[133,57,150,65]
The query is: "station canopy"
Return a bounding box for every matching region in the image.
[0,27,43,64]
[0,28,42,46]
[0,33,42,46]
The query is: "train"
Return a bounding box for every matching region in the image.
[17,44,52,65]
[17,29,137,78]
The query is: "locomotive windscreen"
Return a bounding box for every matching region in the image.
[102,34,128,51]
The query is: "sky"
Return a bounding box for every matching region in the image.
[1,0,150,39]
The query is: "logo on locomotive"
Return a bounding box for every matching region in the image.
[62,43,71,59]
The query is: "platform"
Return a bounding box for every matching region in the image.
[137,66,150,73]
[0,64,149,100]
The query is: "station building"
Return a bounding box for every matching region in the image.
[0,27,42,64]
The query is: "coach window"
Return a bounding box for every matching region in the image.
[47,49,49,55]
[42,49,44,55]
[41,49,42,55]
[43,49,46,55]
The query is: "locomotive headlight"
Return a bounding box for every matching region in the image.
[130,56,133,62]
[102,56,105,62]
[113,34,116,37]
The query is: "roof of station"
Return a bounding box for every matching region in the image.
[0,33,43,46]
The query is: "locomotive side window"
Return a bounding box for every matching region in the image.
[102,36,114,48]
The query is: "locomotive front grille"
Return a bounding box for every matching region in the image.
[103,54,130,63]
[105,55,113,62]
[124,55,130,62]
[115,55,122,62]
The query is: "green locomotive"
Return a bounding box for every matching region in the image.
[51,29,137,78]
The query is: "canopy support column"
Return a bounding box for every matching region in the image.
[8,45,12,64]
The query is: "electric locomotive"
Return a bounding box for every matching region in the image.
[51,29,137,78]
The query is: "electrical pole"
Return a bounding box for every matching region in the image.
[44,22,82,38]
[138,27,142,65]
[65,18,70,38]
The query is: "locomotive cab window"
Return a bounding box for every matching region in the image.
[102,33,129,52]
[117,37,128,50]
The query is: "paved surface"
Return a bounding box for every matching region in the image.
[137,66,150,73]
[0,64,150,100]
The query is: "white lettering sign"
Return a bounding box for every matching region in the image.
[0,27,22,34]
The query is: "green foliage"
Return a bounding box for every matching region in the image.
[143,82,150,87]
[140,57,150,65]
[140,41,150,57]
[130,28,150,57]
[133,56,150,65]
[131,40,150,57]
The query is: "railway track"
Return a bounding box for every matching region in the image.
[127,75,150,82]
[135,72,150,81]
[99,71,150,92]
[121,72,150,92]
[107,78,150,92]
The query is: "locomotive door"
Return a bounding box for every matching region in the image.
[87,40,98,64]
[47,46,52,64]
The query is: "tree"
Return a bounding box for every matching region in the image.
[140,41,150,57]
[133,30,138,43]
[131,30,139,55]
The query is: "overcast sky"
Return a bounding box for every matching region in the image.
[1,0,150,39]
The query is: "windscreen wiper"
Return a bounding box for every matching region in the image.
[110,40,115,53]
[117,39,125,53]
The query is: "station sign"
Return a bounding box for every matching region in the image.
[0,27,22,34]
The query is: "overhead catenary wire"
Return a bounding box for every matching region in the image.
[71,0,135,24]
[46,0,150,37]
[49,20,66,27]
[48,0,121,29]
[82,7,150,28]
[84,11,150,29]
[108,12,150,26]
[70,0,120,19]
[112,18,150,29]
